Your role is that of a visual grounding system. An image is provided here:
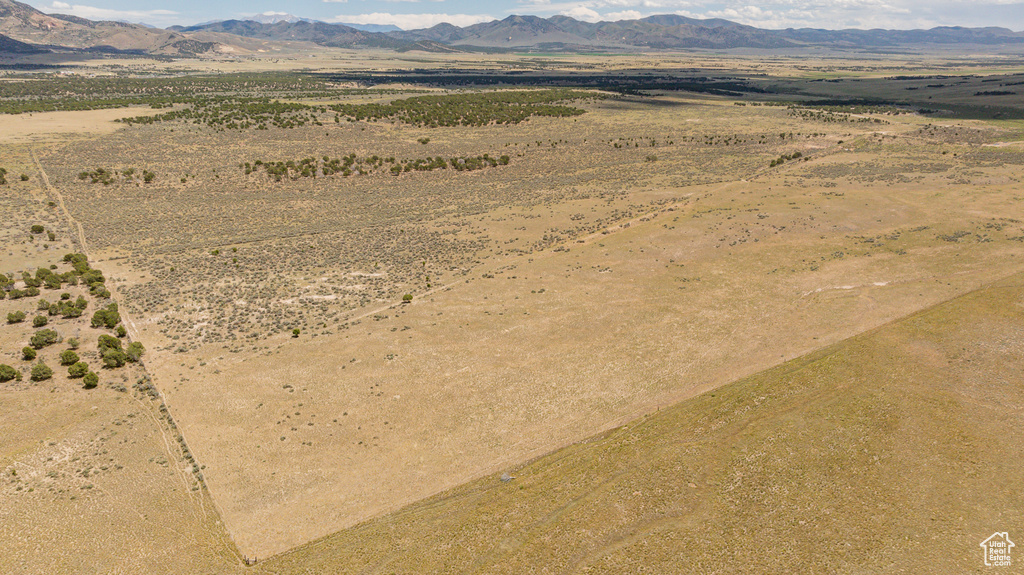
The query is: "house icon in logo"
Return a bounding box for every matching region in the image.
[980,532,1014,567]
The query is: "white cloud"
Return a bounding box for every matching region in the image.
[560,5,602,21]
[41,1,178,24]
[604,9,644,19]
[327,12,497,29]
[505,0,1024,30]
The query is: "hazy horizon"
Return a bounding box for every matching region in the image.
[18,0,1024,33]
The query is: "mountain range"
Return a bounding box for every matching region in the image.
[1,0,1022,57]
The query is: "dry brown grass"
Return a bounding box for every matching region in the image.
[256,271,1024,574]
[38,88,1024,556]
[3,51,1024,570]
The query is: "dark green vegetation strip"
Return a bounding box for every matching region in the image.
[0,72,395,115]
[245,152,511,180]
[326,89,593,127]
[118,89,595,129]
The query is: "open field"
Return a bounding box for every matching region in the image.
[257,269,1024,574]
[2,50,1024,571]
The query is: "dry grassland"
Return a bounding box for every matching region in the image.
[2,52,1023,570]
[257,270,1024,574]
[34,86,1024,556]
[0,149,240,574]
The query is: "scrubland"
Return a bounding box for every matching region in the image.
[2,51,1023,571]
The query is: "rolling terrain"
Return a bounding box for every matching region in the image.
[1,49,1023,574]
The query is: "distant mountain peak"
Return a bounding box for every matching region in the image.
[245,12,306,25]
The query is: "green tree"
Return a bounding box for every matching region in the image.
[30,329,60,349]
[22,347,36,361]
[6,311,25,324]
[0,364,19,382]
[102,349,128,368]
[32,315,48,328]
[90,302,120,329]
[30,224,44,234]
[61,303,83,318]
[68,361,89,379]
[67,337,80,350]
[60,349,80,366]
[98,334,122,354]
[30,361,53,381]
[126,341,145,362]
[115,325,127,338]
[83,371,98,389]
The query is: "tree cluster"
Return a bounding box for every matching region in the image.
[246,152,510,181]
[90,302,121,329]
[770,152,804,167]
[78,167,155,186]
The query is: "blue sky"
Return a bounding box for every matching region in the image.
[24,0,1024,31]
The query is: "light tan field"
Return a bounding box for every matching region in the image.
[0,147,240,574]
[2,51,1024,571]
[257,269,1024,574]
[0,107,165,144]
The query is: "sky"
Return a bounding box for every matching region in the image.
[23,0,1024,31]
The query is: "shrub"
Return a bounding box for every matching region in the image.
[80,269,104,286]
[60,350,80,366]
[125,342,145,362]
[30,329,60,349]
[115,325,127,338]
[98,334,121,354]
[61,302,82,318]
[0,364,19,382]
[67,337,80,350]
[102,349,128,368]
[37,298,49,310]
[30,224,44,234]
[6,311,25,324]
[83,371,98,389]
[32,315,48,328]
[90,303,120,329]
[68,361,89,378]
[22,347,36,361]
[30,361,53,381]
